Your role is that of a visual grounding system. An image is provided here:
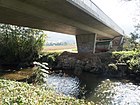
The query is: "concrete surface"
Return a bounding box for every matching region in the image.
[0,0,125,53]
[0,0,124,39]
[76,34,97,53]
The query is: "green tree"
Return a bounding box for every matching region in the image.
[123,31,140,51]
[130,31,139,47]
[0,23,46,67]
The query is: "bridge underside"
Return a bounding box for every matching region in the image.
[0,0,124,53]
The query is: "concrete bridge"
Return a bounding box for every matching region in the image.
[0,0,124,53]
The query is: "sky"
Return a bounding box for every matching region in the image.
[93,0,139,34]
[47,0,139,42]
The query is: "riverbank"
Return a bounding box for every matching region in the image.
[0,79,94,105]
[0,50,140,104]
[40,50,140,81]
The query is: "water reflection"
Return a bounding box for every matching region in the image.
[44,72,140,105]
[45,74,80,97]
[88,79,140,105]
[1,67,140,105]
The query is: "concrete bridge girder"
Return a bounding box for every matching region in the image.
[0,0,113,37]
[0,0,124,53]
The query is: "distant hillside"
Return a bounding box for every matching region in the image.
[46,31,76,44]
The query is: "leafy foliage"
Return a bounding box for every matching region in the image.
[0,23,46,67]
[127,57,140,71]
[113,51,140,72]
[123,32,140,51]
[0,79,94,105]
[39,52,61,68]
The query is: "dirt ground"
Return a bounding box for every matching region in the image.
[0,67,36,81]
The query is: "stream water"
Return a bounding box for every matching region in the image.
[43,72,140,105]
[1,67,140,105]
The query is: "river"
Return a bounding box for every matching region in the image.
[0,68,140,105]
[43,71,140,105]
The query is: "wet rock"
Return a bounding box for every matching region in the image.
[90,68,96,73]
[56,52,112,74]
[74,67,82,75]
[74,63,84,75]
[84,64,92,71]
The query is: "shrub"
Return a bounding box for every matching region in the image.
[127,57,140,72]
[39,52,61,68]
[0,23,46,67]
[112,51,140,73]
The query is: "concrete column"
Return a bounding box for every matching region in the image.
[76,34,97,53]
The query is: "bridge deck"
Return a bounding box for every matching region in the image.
[0,0,124,39]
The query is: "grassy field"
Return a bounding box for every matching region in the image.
[42,45,77,53]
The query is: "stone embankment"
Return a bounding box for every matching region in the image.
[55,52,127,77]
[38,51,140,81]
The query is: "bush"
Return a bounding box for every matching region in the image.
[127,57,140,72]
[112,51,140,73]
[39,52,61,68]
[0,23,46,67]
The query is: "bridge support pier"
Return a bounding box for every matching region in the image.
[76,34,97,53]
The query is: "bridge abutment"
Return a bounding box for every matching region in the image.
[76,34,97,53]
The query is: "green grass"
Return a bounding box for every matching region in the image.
[113,50,140,57]
[0,79,94,105]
